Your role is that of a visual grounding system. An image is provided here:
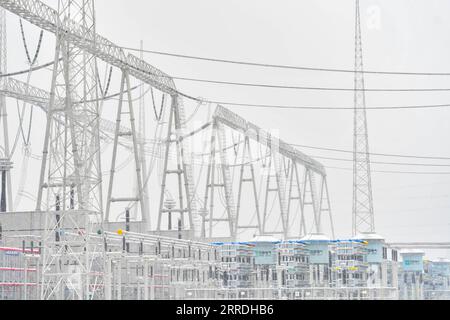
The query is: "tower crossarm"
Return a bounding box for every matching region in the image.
[213,105,326,177]
[0,0,177,95]
[1,77,134,144]
[1,77,50,107]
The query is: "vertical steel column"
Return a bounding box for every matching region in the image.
[157,96,196,237]
[235,136,262,236]
[262,150,288,238]
[157,97,176,232]
[318,177,335,239]
[262,155,273,235]
[287,162,305,238]
[105,73,125,222]
[301,169,321,235]
[105,71,146,227]
[125,71,146,226]
[215,122,236,239]
[138,40,150,229]
[203,122,217,239]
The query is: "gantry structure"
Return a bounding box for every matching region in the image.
[0,0,334,240]
[206,106,335,241]
[0,0,446,301]
[0,0,336,300]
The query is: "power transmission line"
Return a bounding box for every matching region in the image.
[0,60,55,78]
[79,39,450,91]
[206,100,450,110]
[172,75,450,92]
[118,45,450,77]
[326,165,450,175]
[5,64,450,110]
[12,59,450,110]
[312,155,450,167]
[292,144,450,161]
[7,59,450,110]
[5,60,450,111]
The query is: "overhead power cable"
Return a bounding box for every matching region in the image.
[0,60,56,78]
[8,60,450,111]
[312,155,450,167]
[171,75,450,92]
[80,39,450,90]
[122,62,450,110]
[326,166,450,175]
[205,101,450,111]
[292,144,450,161]
[128,63,450,92]
[117,45,450,77]
[5,64,450,110]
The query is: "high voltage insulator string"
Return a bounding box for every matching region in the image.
[111,44,450,77]
[18,19,45,148]
[19,19,44,66]
[97,66,113,97]
[150,88,165,121]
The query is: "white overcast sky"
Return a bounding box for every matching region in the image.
[3,0,450,258]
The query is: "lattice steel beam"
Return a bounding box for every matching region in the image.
[1,77,130,141]
[213,105,326,177]
[0,0,177,95]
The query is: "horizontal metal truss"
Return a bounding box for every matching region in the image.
[0,0,177,95]
[213,105,326,177]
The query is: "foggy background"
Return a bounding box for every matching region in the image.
[3,0,450,259]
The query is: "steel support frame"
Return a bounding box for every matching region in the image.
[157,95,196,238]
[202,121,236,240]
[262,151,288,238]
[235,136,262,236]
[37,0,105,300]
[105,70,147,229]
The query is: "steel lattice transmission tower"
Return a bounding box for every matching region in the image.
[36,0,103,215]
[352,0,375,236]
[37,0,105,300]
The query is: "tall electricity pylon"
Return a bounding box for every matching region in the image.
[37,0,105,300]
[36,0,103,215]
[352,0,375,236]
